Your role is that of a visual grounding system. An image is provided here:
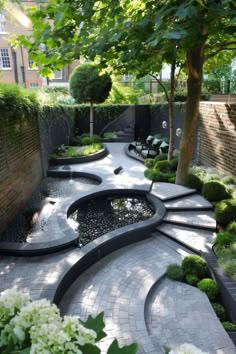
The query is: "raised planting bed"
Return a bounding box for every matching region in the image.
[49,143,108,165]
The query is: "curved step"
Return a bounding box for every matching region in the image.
[151,182,196,201]
[164,194,213,211]
[163,210,216,231]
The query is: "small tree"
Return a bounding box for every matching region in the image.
[70,64,112,137]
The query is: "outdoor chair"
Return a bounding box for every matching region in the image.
[135,135,154,153]
[140,138,162,158]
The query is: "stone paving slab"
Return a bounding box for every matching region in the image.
[164,194,213,210]
[157,223,215,253]
[146,278,235,354]
[151,183,196,201]
[164,210,216,230]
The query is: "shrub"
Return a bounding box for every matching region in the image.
[154,153,168,162]
[185,274,200,286]
[79,143,102,156]
[215,231,236,248]
[197,278,219,301]
[144,158,155,168]
[222,176,236,185]
[182,255,208,279]
[184,173,203,192]
[168,176,176,184]
[215,199,236,227]
[222,321,236,332]
[221,259,236,281]
[154,160,171,172]
[166,264,183,281]
[227,221,236,235]
[169,157,179,172]
[92,134,102,143]
[211,303,226,321]
[202,181,230,202]
[103,131,115,139]
[81,136,93,145]
[144,169,175,182]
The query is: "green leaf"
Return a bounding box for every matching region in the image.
[164,31,187,40]
[80,312,106,342]
[12,348,31,354]
[107,340,138,354]
[79,343,101,354]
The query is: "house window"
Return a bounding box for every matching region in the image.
[0,48,11,69]
[53,70,63,80]
[28,58,38,69]
[0,13,6,33]
[29,82,39,88]
[123,74,131,82]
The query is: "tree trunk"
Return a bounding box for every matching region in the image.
[90,101,93,138]
[175,45,204,185]
[168,60,176,161]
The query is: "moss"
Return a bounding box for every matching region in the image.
[202,180,230,202]
[215,199,236,227]
[144,169,175,182]
[197,278,219,301]
[184,173,203,192]
[166,264,183,281]
[182,255,208,279]
[215,231,236,248]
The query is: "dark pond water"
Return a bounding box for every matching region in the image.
[68,194,154,246]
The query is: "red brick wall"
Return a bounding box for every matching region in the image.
[198,102,236,176]
[0,115,43,233]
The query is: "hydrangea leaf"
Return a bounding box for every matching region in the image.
[107,339,138,354]
[80,312,106,342]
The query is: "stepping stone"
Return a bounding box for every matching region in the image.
[164,194,213,210]
[151,183,196,201]
[163,210,216,230]
[157,223,215,252]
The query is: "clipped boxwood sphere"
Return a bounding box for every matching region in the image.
[144,158,154,169]
[169,157,179,172]
[197,278,219,301]
[166,264,183,281]
[184,173,203,192]
[215,199,236,227]
[227,221,236,235]
[185,274,200,286]
[182,255,208,279]
[70,64,112,104]
[154,160,171,172]
[202,180,230,202]
[154,153,167,162]
[211,303,226,321]
[215,231,236,248]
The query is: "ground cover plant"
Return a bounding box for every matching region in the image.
[50,142,103,159]
[0,289,137,354]
[144,152,178,183]
[167,255,236,332]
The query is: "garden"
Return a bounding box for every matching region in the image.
[0,0,236,353]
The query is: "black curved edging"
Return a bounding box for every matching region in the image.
[124,143,145,163]
[47,170,102,185]
[53,189,166,306]
[49,144,108,165]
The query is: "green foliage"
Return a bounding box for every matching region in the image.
[103,132,115,139]
[222,176,236,185]
[222,322,236,332]
[79,143,102,156]
[144,158,155,168]
[211,303,226,321]
[182,255,208,280]
[184,173,203,192]
[215,199,236,226]
[166,264,183,281]
[202,181,230,202]
[222,260,236,281]
[197,278,219,301]
[169,157,179,172]
[154,154,168,162]
[106,80,142,104]
[81,137,93,146]
[185,274,200,286]
[144,169,175,182]
[70,64,112,104]
[75,104,126,124]
[227,221,236,234]
[154,160,171,172]
[215,231,236,248]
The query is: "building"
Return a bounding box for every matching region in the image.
[0,1,78,88]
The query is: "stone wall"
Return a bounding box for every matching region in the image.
[0,116,43,233]
[198,102,236,176]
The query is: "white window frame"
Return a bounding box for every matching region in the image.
[0,48,11,70]
[53,70,63,80]
[0,13,7,34]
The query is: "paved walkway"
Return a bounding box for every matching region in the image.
[0,143,235,354]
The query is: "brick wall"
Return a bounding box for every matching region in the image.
[0,115,43,233]
[198,102,236,176]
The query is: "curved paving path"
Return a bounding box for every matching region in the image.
[0,143,234,353]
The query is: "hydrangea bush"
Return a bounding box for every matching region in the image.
[0,289,137,354]
[169,343,208,354]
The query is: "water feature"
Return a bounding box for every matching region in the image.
[68,194,154,247]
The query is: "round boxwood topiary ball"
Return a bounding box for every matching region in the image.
[169,157,179,172]
[182,255,208,279]
[184,173,203,192]
[227,221,236,235]
[144,158,154,169]
[154,160,171,172]
[202,180,230,202]
[215,199,236,227]
[185,274,200,286]
[154,153,168,162]
[81,136,93,146]
[166,264,183,281]
[211,303,226,321]
[197,278,219,301]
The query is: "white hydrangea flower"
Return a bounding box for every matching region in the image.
[169,343,209,354]
[0,289,30,328]
[63,316,97,346]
